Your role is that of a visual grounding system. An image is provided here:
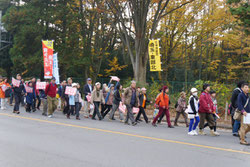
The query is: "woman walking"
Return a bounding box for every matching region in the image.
[186,88,200,135]
[0,77,11,110]
[91,82,105,120]
[174,92,188,127]
[152,86,174,128]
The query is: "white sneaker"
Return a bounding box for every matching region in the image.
[188,131,195,135]
[48,115,53,118]
[214,131,220,136]
[192,130,198,135]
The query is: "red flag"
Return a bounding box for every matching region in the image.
[42,40,54,79]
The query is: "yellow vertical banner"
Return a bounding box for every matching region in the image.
[148,40,162,71]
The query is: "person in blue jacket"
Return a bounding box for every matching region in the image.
[26,82,36,113]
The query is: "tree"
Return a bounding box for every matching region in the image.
[106,0,195,84]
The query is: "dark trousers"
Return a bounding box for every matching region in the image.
[136,107,148,123]
[75,102,82,117]
[199,113,215,130]
[10,93,14,105]
[101,104,106,116]
[68,105,75,116]
[103,105,112,118]
[93,102,102,120]
[26,103,32,112]
[14,93,22,111]
[204,114,217,131]
[158,111,165,123]
[63,97,69,114]
[153,107,171,126]
[36,95,41,109]
[21,95,25,106]
[174,111,188,125]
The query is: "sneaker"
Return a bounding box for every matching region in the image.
[214,131,220,136]
[210,130,217,136]
[48,115,53,118]
[42,113,47,116]
[174,123,178,126]
[132,122,137,126]
[76,117,80,120]
[192,130,198,135]
[168,125,174,128]
[16,111,20,114]
[152,123,157,127]
[199,129,206,135]
[188,131,195,135]
[124,122,130,125]
[240,140,250,145]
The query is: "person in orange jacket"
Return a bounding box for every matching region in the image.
[152,86,174,128]
[0,77,11,110]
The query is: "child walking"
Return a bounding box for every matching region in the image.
[67,83,77,119]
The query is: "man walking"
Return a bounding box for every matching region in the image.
[238,83,250,145]
[45,77,57,118]
[123,80,138,126]
[83,78,93,118]
[13,74,26,114]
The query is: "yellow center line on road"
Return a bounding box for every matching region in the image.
[1,112,250,155]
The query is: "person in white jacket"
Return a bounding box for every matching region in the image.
[186,88,200,135]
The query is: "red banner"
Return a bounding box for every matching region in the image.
[42,40,54,79]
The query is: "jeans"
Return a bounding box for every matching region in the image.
[189,116,200,132]
[75,102,82,117]
[93,102,102,120]
[14,93,22,111]
[233,120,241,134]
[63,97,69,115]
[10,93,14,105]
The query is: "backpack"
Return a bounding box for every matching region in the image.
[175,101,178,108]
[5,88,12,98]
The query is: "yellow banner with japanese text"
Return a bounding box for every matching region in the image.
[148,40,162,71]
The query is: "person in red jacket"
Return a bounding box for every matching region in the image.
[198,84,218,136]
[152,86,174,128]
[45,77,58,118]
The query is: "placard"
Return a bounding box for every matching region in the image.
[65,86,77,96]
[36,82,46,90]
[12,77,20,87]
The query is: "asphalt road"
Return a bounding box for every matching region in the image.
[0,105,249,167]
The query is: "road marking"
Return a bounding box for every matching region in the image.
[0,112,250,155]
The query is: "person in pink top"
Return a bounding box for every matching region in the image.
[198,84,218,136]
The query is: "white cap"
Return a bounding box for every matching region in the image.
[72,83,77,87]
[190,88,198,93]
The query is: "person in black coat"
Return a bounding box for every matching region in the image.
[83,78,93,118]
[109,83,124,121]
[135,88,151,123]
[230,81,245,136]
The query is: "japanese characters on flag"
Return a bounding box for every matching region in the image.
[36,82,46,90]
[42,40,54,79]
[65,86,77,96]
[53,53,60,84]
[119,102,126,114]
[110,76,120,82]
[133,107,140,114]
[12,77,20,87]
[24,84,33,93]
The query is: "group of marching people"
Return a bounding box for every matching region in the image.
[0,74,249,144]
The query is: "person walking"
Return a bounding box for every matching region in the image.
[0,77,11,110]
[67,83,78,119]
[123,81,139,126]
[13,74,26,114]
[90,82,105,120]
[102,84,115,118]
[75,83,83,120]
[45,77,57,118]
[109,83,124,122]
[63,78,72,115]
[40,81,49,116]
[83,78,93,118]
[174,91,188,127]
[230,81,245,136]
[25,82,36,113]
[198,84,218,136]
[152,86,174,128]
[186,88,200,135]
[238,82,250,145]
[204,90,220,135]
[135,88,151,123]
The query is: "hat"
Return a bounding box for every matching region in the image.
[180,91,186,96]
[51,77,56,81]
[141,87,147,91]
[162,86,168,92]
[191,88,198,93]
[67,77,72,81]
[95,82,101,86]
[210,90,216,94]
[72,83,77,87]
[87,78,92,81]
